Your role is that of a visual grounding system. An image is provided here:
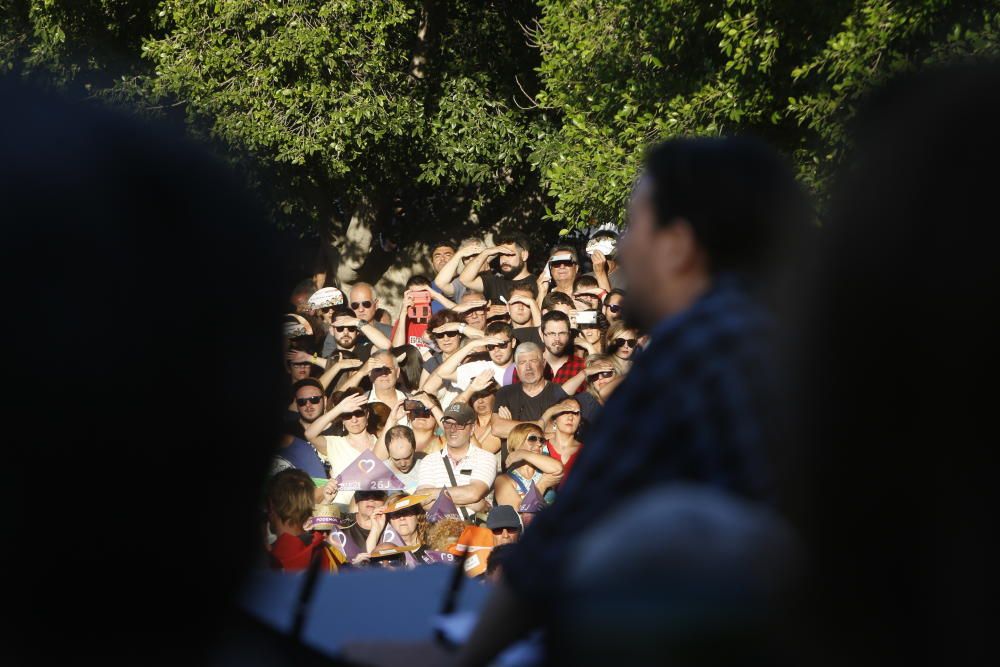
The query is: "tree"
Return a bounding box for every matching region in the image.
[128,0,553,284]
[529,0,1000,233]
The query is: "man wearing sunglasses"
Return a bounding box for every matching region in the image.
[276,379,341,480]
[416,402,496,518]
[458,233,537,303]
[347,282,393,342]
[536,245,580,307]
[323,305,391,363]
[603,288,626,324]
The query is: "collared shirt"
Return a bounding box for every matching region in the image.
[503,275,782,613]
[417,444,497,493]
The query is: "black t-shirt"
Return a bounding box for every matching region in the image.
[513,326,542,348]
[281,419,338,441]
[495,382,568,422]
[344,517,371,555]
[479,271,537,303]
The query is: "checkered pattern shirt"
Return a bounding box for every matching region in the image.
[504,275,783,610]
[512,349,588,393]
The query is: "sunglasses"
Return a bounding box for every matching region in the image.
[549,260,576,268]
[320,306,336,314]
[407,408,433,419]
[605,304,623,314]
[614,338,637,348]
[350,300,373,310]
[491,527,520,535]
[524,435,544,444]
[345,409,367,420]
[296,396,323,406]
[433,331,461,340]
[589,370,616,380]
[486,341,511,351]
[334,325,357,333]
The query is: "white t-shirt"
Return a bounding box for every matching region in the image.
[387,456,424,494]
[455,360,512,390]
[324,434,377,505]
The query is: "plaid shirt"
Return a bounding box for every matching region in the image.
[511,349,588,393]
[504,275,783,610]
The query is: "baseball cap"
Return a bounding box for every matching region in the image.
[486,505,523,531]
[442,402,475,425]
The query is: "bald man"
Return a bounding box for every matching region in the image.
[349,282,393,344]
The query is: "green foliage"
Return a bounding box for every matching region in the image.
[3,0,1000,240]
[532,0,1000,231]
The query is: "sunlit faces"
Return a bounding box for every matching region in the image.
[554,400,582,433]
[604,293,624,323]
[497,243,526,278]
[541,320,571,356]
[432,327,462,354]
[589,368,617,392]
[472,391,496,415]
[387,437,416,474]
[389,507,420,541]
[369,353,399,390]
[487,335,514,365]
[441,418,473,447]
[515,351,545,384]
[333,318,360,348]
[459,293,488,330]
[507,288,534,326]
[611,332,639,361]
[354,491,386,518]
[289,360,312,381]
[349,284,378,323]
[491,526,519,546]
[343,404,369,434]
[431,245,455,273]
[548,253,578,285]
[295,386,325,423]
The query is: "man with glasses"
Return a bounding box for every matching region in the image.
[514,311,587,391]
[348,282,393,342]
[416,402,495,518]
[486,505,522,547]
[458,233,537,303]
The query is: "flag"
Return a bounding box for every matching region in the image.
[336,450,405,491]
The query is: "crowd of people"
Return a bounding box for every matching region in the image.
[266,227,639,577]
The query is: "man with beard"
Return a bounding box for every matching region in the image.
[456,136,805,665]
[538,310,587,388]
[459,234,537,303]
[326,306,390,364]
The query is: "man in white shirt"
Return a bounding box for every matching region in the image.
[383,425,424,494]
[417,402,496,518]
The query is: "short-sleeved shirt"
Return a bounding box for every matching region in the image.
[479,271,537,303]
[494,382,568,422]
[417,445,497,494]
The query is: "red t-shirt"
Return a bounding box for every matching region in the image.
[546,439,581,481]
[270,532,338,573]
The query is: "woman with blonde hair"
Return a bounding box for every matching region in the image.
[494,423,563,510]
[604,321,640,370]
[560,353,626,426]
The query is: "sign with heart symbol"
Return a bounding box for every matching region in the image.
[382,524,402,546]
[336,449,406,491]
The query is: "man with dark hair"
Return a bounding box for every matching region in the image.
[459,136,805,664]
[512,311,586,391]
[458,233,537,302]
[508,285,543,347]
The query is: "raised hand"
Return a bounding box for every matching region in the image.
[333,392,368,416]
[321,479,340,503]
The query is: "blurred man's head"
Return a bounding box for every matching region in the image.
[619,137,805,329]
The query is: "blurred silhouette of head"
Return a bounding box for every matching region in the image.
[1,79,287,664]
[790,63,1000,667]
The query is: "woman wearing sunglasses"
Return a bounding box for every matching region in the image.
[494,423,564,511]
[560,354,626,428]
[605,321,641,369]
[375,391,447,457]
[304,387,381,505]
